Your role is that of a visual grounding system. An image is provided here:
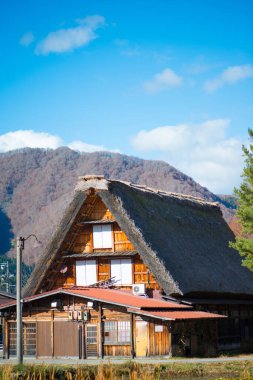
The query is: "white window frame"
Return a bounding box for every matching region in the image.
[111,258,132,285]
[93,224,113,249]
[76,260,97,286]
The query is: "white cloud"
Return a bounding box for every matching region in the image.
[143,68,183,93]
[0,130,117,154]
[131,119,244,193]
[0,130,62,152]
[20,32,35,47]
[69,140,120,153]
[132,125,191,151]
[35,15,105,55]
[204,64,253,92]
[68,140,106,153]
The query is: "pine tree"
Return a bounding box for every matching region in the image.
[230,128,253,270]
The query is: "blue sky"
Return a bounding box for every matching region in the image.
[0,0,253,193]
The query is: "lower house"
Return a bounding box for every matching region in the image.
[0,287,223,359]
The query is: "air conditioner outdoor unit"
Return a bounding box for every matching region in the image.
[132,283,146,296]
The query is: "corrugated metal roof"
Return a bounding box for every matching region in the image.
[128,309,226,321]
[0,290,16,299]
[0,287,189,310]
[64,287,190,309]
[0,287,225,320]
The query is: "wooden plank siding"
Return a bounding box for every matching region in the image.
[54,321,79,357]
[45,194,161,292]
[149,322,170,356]
[98,258,110,282]
[37,321,51,357]
[133,256,160,290]
[104,345,131,356]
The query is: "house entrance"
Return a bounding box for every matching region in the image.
[86,324,98,358]
[135,321,148,357]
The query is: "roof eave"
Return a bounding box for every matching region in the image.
[23,191,87,297]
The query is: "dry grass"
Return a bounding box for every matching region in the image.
[0,360,253,379]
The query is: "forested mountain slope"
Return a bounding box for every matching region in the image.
[0,148,235,264]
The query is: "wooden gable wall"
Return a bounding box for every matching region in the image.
[39,193,160,293]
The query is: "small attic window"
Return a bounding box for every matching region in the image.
[93,224,113,249]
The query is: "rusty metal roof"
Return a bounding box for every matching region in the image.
[0,287,225,320]
[127,308,226,321]
[0,286,189,310]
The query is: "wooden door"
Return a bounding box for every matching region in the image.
[135,321,148,357]
[54,321,79,357]
[86,324,98,358]
[37,322,51,357]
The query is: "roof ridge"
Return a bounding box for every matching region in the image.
[111,179,219,207]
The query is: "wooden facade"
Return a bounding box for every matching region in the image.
[2,294,176,359]
[43,194,160,293]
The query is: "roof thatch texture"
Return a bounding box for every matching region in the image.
[23,191,87,297]
[24,176,253,297]
[97,180,253,297]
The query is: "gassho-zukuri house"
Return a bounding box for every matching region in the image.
[1,175,253,359]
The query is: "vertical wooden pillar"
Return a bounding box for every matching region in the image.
[5,319,9,359]
[130,313,135,359]
[50,311,54,358]
[82,323,86,359]
[168,323,173,357]
[3,318,7,359]
[78,324,84,359]
[99,304,104,358]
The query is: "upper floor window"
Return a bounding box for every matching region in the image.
[93,224,113,249]
[76,260,97,286]
[111,258,132,285]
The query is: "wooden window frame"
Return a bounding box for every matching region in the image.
[104,320,131,345]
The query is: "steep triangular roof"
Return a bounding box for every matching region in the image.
[24,175,253,297]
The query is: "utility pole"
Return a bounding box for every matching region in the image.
[16,236,24,365]
[16,234,41,365]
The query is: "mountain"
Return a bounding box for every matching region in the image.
[0,147,235,264]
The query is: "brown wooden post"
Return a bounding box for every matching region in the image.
[82,323,85,359]
[50,311,54,358]
[78,324,82,359]
[3,318,7,359]
[98,304,104,358]
[35,321,38,359]
[130,313,135,359]
[167,323,173,357]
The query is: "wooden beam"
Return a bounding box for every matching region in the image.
[3,318,8,359]
[130,313,135,359]
[82,323,86,359]
[51,311,54,358]
[98,304,104,359]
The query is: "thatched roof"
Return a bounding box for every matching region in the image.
[24,175,253,297]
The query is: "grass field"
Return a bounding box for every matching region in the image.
[0,360,253,380]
